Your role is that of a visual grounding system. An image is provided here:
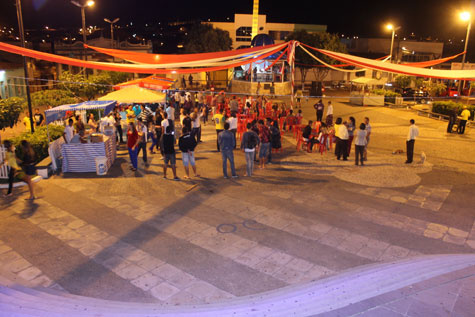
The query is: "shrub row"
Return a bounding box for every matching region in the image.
[432,101,475,120]
[9,125,64,163]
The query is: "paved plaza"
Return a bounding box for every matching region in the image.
[0,97,474,315]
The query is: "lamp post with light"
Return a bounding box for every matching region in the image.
[386,24,401,63]
[71,0,95,61]
[104,18,119,49]
[458,11,472,96]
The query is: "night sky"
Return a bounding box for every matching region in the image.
[0,0,474,40]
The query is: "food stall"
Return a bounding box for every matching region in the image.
[45,100,117,173]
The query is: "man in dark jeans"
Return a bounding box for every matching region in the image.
[136,118,148,165]
[218,122,238,179]
[314,99,324,122]
[406,119,419,164]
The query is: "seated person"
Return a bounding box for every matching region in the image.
[302,120,318,151]
[69,130,88,144]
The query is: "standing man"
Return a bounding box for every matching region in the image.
[338,121,349,161]
[162,126,179,180]
[458,106,471,134]
[63,118,75,143]
[405,119,419,164]
[33,108,44,127]
[166,103,175,126]
[314,99,324,122]
[218,122,238,179]
[325,101,334,126]
[447,107,457,133]
[212,108,225,152]
[241,123,260,177]
[229,95,239,114]
[114,109,124,143]
[136,118,148,166]
[23,113,32,132]
[126,105,136,125]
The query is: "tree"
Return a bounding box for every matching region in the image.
[184,23,232,53]
[184,23,232,86]
[0,97,25,131]
[31,89,78,108]
[287,30,348,89]
[395,75,412,89]
[58,71,131,100]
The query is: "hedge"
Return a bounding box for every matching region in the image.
[432,101,475,120]
[9,125,64,163]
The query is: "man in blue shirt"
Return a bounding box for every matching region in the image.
[218,122,238,179]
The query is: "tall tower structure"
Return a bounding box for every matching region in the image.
[251,0,259,40]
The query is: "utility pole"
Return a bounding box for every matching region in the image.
[15,0,34,133]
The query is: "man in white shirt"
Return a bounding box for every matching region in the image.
[406,119,419,164]
[63,119,74,143]
[325,101,334,125]
[166,104,175,122]
[338,122,349,161]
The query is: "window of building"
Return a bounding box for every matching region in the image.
[236,26,252,37]
[236,37,251,42]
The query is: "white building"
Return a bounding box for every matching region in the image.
[209,14,326,49]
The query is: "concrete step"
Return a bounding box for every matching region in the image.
[0,254,474,317]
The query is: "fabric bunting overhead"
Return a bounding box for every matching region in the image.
[85,43,287,65]
[304,46,475,80]
[0,41,288,74]
[0,40,474,80]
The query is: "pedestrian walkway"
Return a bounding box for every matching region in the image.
[0,97,474,315]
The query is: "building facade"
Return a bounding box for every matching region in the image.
[209,14,326,49]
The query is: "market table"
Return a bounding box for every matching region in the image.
[62,135,116,173]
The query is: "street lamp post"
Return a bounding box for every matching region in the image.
[458,11,472,96]
[15,0,34,133]
[71,0,95,61]
[104,18,120,48]
[386,24,401,63]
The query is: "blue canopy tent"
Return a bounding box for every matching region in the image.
[45,100,117,125]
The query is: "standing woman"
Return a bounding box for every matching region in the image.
[127,122,139,171]
[88,113,98,132]
[347,117,356,155]
[1,140,35,199]
[355,123,367,166]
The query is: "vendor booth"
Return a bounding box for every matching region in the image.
[45,100,117,173]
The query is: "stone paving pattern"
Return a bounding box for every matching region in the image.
[0,96,474,314]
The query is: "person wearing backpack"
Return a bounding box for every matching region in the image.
[241,123,260,177]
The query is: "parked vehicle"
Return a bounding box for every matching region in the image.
[398,88,431,104]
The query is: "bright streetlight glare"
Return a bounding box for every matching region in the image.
[460,11,471,22]
[386,24,393,30]
[86,0,95,7]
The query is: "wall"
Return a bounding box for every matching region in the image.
[230,80,291,96]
